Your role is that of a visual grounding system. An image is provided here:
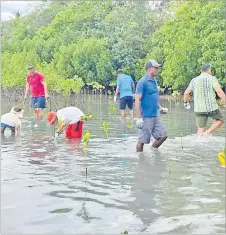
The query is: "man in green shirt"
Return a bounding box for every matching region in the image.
[184,64,225,135]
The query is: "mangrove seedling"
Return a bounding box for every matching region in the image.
[83,131,91,148]
[179,131,184,149]
[121,231,128,234]
[81,114,93,122]
[109,102,116,114]
[126,120,133,129]
[102,121,109,137]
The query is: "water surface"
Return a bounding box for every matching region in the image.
[1,95,225,234]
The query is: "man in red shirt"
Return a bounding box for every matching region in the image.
[24,66,49,122]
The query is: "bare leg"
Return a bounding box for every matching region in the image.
[34,109,38,120]
[205,120,224,135]
[36,108,43,120]
[129,109,134,120]
[11,130,16,137]
[136,142,144,152]
[197,128,205,135]
[152,136,167,148]
[120,109,126,119]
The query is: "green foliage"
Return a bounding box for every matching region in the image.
[141,0,226,89]
[2,0,158,89]
[2,0,225,90]
[81,114,94,122]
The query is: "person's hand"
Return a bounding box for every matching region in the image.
[136,118,144,129]
[114,96,117,103]
[184,102,191,110]
[160,107,168,114]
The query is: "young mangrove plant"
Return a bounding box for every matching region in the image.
[102,121,109,137]
[83,130,91,148]
[179,131,184,149]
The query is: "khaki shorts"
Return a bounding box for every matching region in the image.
[195,109,224,128]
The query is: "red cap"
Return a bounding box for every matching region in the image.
[47,112,57,125]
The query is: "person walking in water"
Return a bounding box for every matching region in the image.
[114,69,135,119]
[24,65,49,126]
[135,59,168,152]
[184,64,225,136]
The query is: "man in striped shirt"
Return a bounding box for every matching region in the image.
[184,64,225,136]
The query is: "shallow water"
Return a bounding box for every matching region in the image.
[1,95,225,234]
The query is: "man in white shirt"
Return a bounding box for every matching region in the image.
[47,107,84,138]
[1,107,24,136]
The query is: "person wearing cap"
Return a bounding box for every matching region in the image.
[1,106,24,135]
[135,59,168,152]
[114,69,135,119]
[184,64,225,136]
[47,107,84,138]
[24,66,49,124]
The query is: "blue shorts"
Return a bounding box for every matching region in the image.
[31,96,46,109]
[1,123,16,131]
[119,96,133,110]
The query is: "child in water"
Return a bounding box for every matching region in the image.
[1,106,24,136]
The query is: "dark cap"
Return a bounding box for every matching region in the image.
[145,59,161,70]
[28,65,35,70]
[201,64,212,71]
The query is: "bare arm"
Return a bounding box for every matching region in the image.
[215,87,226,103]
[132,83,135,94]
[24,82,29,97]
[41,81,49,97]
[115,87,119,97]
[184,88,192,103]
[16,126,21,135]
[135,94,142,118]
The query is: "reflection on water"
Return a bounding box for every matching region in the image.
[1,95,225,234]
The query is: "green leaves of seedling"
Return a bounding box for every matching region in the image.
[102,121,109,137]
[83,131,91,148]
[81,114,93,122]
[121,231,128,234]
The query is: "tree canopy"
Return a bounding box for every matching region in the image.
[2,0,225,92]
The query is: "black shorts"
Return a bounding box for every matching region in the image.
[119,96,133,110]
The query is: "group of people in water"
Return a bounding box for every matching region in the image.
[1,60,225,152]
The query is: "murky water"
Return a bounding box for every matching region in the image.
[1,95,225,234]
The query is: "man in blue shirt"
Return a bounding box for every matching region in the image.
[135,60,168,152]
[114,69,135,119]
